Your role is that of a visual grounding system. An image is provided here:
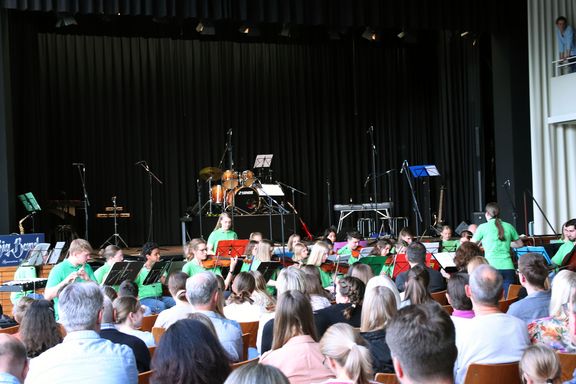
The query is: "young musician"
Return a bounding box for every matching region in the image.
[337,231,363,264]
[206,213,238,254]
[134,242,175,314]
[94,245,124,285]
[182,238,237,289]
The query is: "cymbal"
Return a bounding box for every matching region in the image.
[199,167,223,181]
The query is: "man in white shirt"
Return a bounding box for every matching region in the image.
[454,265,529,383]
[26,282,138,384]
[0,334,28,384]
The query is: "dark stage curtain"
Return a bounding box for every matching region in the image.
[9,15,492,246]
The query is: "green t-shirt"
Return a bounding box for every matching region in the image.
[94,263,112,284]
[207,229,238,253]
[551,241,576,266]
[441,240,459,252]
[135,265,163,299]
[241,258,277,295]
[46,259,97,319]
[472,218,519,270]
[181,260,222,277]
[337,245,362,264]
[318,266,333,288]
[10,265,37,304]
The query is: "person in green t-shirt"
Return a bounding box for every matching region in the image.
[471,202,524,294]
[135,242,176,314]
[182,238,237,290]
[306,241,334,288]
[206,212,238,254]
[94,245,124,286]
[241,239,278,294]
[337,231,364,264]
[551,219,576,267]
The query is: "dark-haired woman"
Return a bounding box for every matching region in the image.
[151,319,231,384]
[471,202,523,293]
[224,272,260,322]
[19,300,62,357]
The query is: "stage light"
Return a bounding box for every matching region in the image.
[238,24,260,36]
[196,21,215,35]
[280,24,291,37]
[362,27,377,41]
[55,15,78,28]
[397,31,406,39]
[460,31,469,37]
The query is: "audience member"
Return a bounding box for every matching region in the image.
[114,296,155,347]
[118,280,139,297]
[400,265,434,308]
[337,231,363,264]
[101,285,118,301]
[224,272,260,322]
[315,276,365,337]
[454,265,529,383]
[93,245,124,285]
[360,286,396,373]
[300,265,331,311]
[152,319,231,384]
[19,300,62,358]
[395,242,446,293]
[555,17,576,74]
[447,273,474,320]
[453,242,483,273]
[187,312,219,337]
[386,303,457,384]
[319,323,373,384]
[134,242,176,314]
[186,271,243,361]
[154,272,194,329]
[224,363,289,384]
[508,253,551,324]
[260,290,334,384]
[0,334,28,384]
[347,263,374,285]
[365,275,401,309]
[11,297,33,325]
[99,296,150,372]
[249,232,263,243]
[519,345,561,384]
[26,282,137,384]
[466,255,489,275]
[249,270,275,313]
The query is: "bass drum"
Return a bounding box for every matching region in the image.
[226,186,260,214]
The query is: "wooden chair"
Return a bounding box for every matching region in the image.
[138,370,153,384]
[148,346,156,360]
[498,297,518,313]
[230,357,259,370]
[374,372,399,383]
[0,325,19,334]
[241,333,251,361]
[431,290,449,306]
[558,353,576,382]
[506,284,522,300]
[239,321,259,349]
[442,304,454,315]
[464,362,521,384]
[140,314,158,332]
[151,327,165,345]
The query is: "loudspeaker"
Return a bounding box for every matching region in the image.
[455,221,469,235]
[471,212,486,225]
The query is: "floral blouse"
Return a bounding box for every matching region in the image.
[528,313,570,351]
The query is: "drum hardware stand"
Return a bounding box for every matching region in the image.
[100,196,129,248]
[135,160,163,242]
[196,179,204,239]
[276,180,307,236]
[73,162,90,241]
[367,125,379,236]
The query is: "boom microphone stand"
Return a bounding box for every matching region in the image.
[135,160,163,242]
[73,163,90,241]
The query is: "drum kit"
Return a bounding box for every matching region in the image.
[199,166,263,215]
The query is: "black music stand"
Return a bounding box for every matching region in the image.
[409,164,440,237]
[165,261,186,277]
[257,261,280,282]
[23,243,51,266]
[18,192,41,233]
[142,261,169,285]
[216,240,249,257]
[102,261,144,286]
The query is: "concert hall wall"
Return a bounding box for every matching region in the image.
[0,3,527,246]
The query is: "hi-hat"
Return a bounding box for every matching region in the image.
[199,167,223,181]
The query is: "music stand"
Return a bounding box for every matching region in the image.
[23,243,51,266]
[102,261,144,286]
[432,252,458,274]
[18,192,41,233]
[513,246,553,265]
[409,165,441,237]
[359,256,389,276]
[216,240,249,257]
[47,242,66,265]
[257,261,280,282]
[165,261,186,277]
[142,261,169,285]
[253,154,273,169]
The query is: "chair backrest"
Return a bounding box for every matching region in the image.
[558,353,576,383]
[148,346,156,360]
[431,290,448,306]
[0,325,19,335]
[442,304,454,315]
[230,357,259,370]
[464,362,521,384]
[140,314,158,332]
[506,284,522,300]
[241,333,250,361]
[498,297,518,313]
[138,370,153,384]
[239,321,259,349]
[374,372,399,384]
[151,327,166,345]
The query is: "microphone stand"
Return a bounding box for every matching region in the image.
[197,179,204,239]
[524,189,558,236]
[276,180,307,236]
[136,161,163,242]
[367,125,378,236]
[501,181,518,230]
[74,164,90,241]
[326,178,332,228]
[401,161,423,236]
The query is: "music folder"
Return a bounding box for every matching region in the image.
[142,261,169,285]
[432,252,457,273]
[102,261,144,286]
[257,261,280,281]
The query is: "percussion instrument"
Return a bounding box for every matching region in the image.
[199,166,223,181]
[222,170,239,189]
[226,186,260,214]
[0,278,48,292]
[241,170,256,186]
[210,185,224,204]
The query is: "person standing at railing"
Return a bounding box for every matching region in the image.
[555,16,576,73]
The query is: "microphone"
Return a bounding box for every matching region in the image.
[502,179,511,188]
[364,175,371,187]
[135,160,146,165]
[386,169,397,174]
[227,129,233,136]
[400,160,408,174]
[72,162,84,166]
[366,125,374,134]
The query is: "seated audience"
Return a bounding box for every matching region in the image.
[93,245,124,285]
[0,334,28,384]
[519,345,561,384]
[454,265,529,383]
[154,272,194,329]
[11,297,33,338]
[319,323,373,384]
[446,273,474,336]
[563,286,576,383]
[26,282,137,384]
[224,272,260,322]
[118,280,139,298]
[314,276,365,337]
[395,242,446,293]
[528,270,576,350]
[400,265,434,308]
[186,271,243,362]
[360,285,396,373]
[453,242,483,273]
[134,242,176,314]
[99,296,150,372]
[508,253,551,324]
[347,263,374,285]
[386,303,457,384]
[365,275,401,309]
[114,296,155,347]
[300,265,332,311]
[152,319,231,384]
[19,299,62,358]
[306,241,334,288]
[249,270,275,313]
[101,285,118,301]
[260,290,334,384]
[224,363,289,384]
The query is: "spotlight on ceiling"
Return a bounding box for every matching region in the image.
[397,31,406,39]
[361,27,377,41]
[196,21,215,35]
[238,24,260,36]
[55,15,78,28]
[280,24,291,38]
[460,31,469,37]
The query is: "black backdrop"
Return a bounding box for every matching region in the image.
[7,12,495,246]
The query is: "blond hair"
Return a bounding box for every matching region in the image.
[466,256,489,275]
[256,240,273,262]
[185,238,206,261]
[292,243,308,262]
[113,296,141,324]
[549,270,576,317]
[214,212,233,231]
[306,241,330,266]
[68,239,93,256]
[360,286,397,332]
[519,345,561,384]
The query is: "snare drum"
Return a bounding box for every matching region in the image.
[210,185,224,204]
[241,170,256,186]
[226,186,260,214]
[222,170,239,189]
